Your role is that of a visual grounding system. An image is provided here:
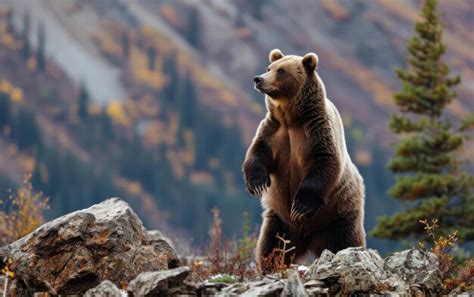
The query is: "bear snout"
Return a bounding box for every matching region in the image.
[253,76,263,84]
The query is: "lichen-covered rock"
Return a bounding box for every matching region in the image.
[1,198,173,295]
[378,275,410,295]
[240,280,284,297]
[217,280,266,296]
[147,230,180,268]
[83,280,124,297]
[127,266,191,297]
[384,249,441,291]
[282,270,308,297]
[306,247,386,294]
[304,249,334,279]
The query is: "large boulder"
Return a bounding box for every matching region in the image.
[384,248,441,291]
[1,198,175,295]
[305,247,386,294]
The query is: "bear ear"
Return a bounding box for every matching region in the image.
[269,49,284,63]
[302,52,318,72]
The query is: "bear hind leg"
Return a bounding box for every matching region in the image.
[310,218,366,257]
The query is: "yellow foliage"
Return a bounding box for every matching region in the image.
[137,94,160,118]
[1,257,14,279]
[129,46,167,91]
[0,80,24,103]
[97,28,123,59]
[0,79,12,94]
[10,87,24,103]
[0,174,49,246]
[0,33,20,50]
[106,100,131,126]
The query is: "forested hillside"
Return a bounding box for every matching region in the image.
[0,0,472,252]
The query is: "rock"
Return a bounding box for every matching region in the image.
[306,286,329,297]
[306,247,386,294]
[83,280,124,297]
[282,270,308,297]
[384,249,441,291]
[127,266,191,296]
[303,279,325,288]
[1,198,172,295]
[241,280,284,297]
[378,275,410,295]
[304,249,334,279]
[147,230,181,268]
[217,280,266,296]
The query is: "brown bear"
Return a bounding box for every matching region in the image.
[243,49,366,272]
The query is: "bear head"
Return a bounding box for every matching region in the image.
[253,49,318,102]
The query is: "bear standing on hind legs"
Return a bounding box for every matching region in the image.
[242,49,366,272]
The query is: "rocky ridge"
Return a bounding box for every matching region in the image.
[0,198,461,296]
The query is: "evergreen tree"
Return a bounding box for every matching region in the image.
[163,55,179,103]
[185,8,201,49]
[121,31,130,59]
[0,93,10,130]
[178,74,198,130]
[36,23,46,71]
[146,46,156,71]
[12,110,43,151]
[78,83,90,120]
[372,0,474,241]
[249,0,266,20]
[6,9,14,34]
[21,13,31,60]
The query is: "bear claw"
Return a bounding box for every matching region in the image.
[290,201,316,222]
[246,176,271,196]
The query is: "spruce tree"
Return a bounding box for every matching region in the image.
[21,13,31,60]
[36,23,46,71]
[78,84,90,120]
[372,0,474,241]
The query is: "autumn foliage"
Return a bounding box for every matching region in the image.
[0,174,49,246]
[419,219,474,293]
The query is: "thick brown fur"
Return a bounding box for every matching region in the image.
[244,49,366,272]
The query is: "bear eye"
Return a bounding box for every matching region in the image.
[267,67,270,72]
[277,68,285,74]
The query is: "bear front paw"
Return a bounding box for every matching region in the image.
[243,159,271,196]
[290,185,323,221]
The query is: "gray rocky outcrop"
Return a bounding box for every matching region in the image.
[0,198,176,295]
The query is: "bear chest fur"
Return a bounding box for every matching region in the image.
[266,124,309,221]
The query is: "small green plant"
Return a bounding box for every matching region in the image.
[208,273,237,284]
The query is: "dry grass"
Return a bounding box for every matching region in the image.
[191,208,298,282]
[192,209,258,282]
[260,235,295,278]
